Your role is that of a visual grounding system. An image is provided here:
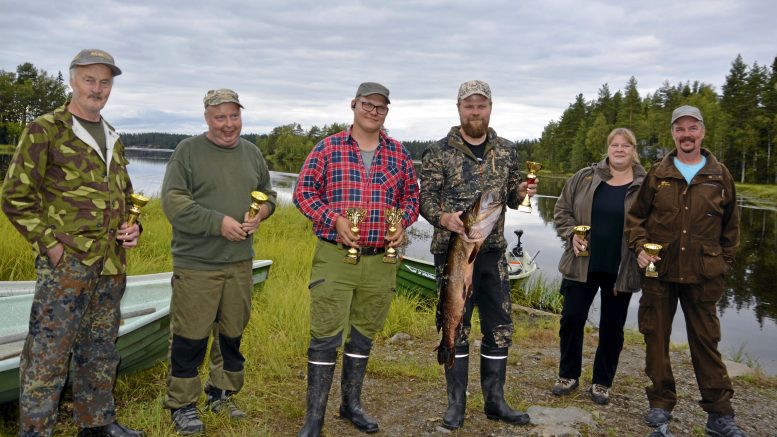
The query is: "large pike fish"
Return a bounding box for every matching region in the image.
[436,191,505,368]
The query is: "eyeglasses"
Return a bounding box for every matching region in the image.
[359,100,389,115]
[609,143,634,149]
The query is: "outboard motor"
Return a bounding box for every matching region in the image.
[511,229,524,258]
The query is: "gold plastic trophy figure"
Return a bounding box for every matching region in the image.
[518,161,542,213]
[344,208,367,264]
[573,225,591,257]
[126,193,149,227]
[383,207,402,263]
[248,191,269,218]
[643,243,663,277]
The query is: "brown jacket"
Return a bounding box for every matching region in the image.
[555,158,646,292]
[625,149,739,283]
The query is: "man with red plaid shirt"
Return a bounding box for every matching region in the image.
[293,82,419,437]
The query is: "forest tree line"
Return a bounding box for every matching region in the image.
[532,54,777,183]
[2,54,775,183]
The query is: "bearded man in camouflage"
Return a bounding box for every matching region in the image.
[1,50,143,437]
[419,80,536,430]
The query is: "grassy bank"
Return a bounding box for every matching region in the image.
[3,203,774,435]
[736,183,777,209]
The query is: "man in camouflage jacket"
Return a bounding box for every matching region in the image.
[1,49,143,437]
[419,80,535,430]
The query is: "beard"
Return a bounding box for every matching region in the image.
[461,117,488,138]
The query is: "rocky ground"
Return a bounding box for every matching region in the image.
[306,308,777,437]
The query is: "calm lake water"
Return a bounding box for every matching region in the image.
[129,157,777,374]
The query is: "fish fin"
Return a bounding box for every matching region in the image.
[468,246,480,264]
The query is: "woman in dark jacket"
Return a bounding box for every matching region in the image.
[551,127,646,405]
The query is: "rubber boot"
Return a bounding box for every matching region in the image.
[480,346,530,425]
[338,343,379,433]
[441,346,469,430]
[298,349,337,437]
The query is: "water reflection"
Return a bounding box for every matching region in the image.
[127,157,777,373]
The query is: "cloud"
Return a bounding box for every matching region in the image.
[1,0,775,141]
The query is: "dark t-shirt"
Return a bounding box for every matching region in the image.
[464,139,486,161]
[588,181,630,274]
[73,115,107,159]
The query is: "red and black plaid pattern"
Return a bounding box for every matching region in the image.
[293,127,419,246]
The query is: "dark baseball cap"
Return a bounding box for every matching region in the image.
[355,82,390,103]
[70,49,122,76]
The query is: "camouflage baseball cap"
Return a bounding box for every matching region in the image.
[70,49,122,76]
[458,80,491,101]
[671,105,704,125]
[203,89,244,109]
[355,82,390,103]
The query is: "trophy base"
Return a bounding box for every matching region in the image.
[383,255,397,264]
[645,270,658,278]
[343,256,359,265]
[517,205,532,214]
[577,251,589,257]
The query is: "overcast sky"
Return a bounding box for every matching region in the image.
[1,0,775,141]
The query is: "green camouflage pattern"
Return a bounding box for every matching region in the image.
[20,253,124,435]
[1,103,133,275]
[420,126,523,255]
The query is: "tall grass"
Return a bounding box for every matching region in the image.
[0,201,568,435]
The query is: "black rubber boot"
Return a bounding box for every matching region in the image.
[76,422,145,437]
[442,346,469,430]
[480,346,530,425]
[298,349,337,437]
[338,343,379,433]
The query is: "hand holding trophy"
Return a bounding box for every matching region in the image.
[248,191,269,218]
[518,161,542,213]
[126,193,149,227]
[383,207,402,263]
[643,243,663,277]
[572,225,591,257]
[343,208,367,264]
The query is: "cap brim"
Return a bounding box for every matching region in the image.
[71,61,122,76]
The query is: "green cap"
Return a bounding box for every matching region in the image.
[355,82,390,103]
[671,105,703,125]
[203,89,244,109]
[70,49,122,76]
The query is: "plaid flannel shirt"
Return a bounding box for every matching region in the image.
[293,127,419,246]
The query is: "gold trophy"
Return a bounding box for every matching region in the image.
[643,243,663,277]
[248,191,269,218]
[126,193,149,227]
[343,208,367,265]
[518,161,542,213]
[383,207,403,263]
[572,225,591,257]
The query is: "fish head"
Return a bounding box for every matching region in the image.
[464,191,504,240]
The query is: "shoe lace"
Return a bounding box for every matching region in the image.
[592,384,608,395]
[556,377,575,386]
[177,405,199,421]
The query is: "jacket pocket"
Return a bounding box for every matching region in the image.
[700,243,725,279]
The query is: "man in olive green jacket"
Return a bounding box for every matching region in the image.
[2,49,143,437]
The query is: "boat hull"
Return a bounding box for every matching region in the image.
[396,252,536,298]
[0,260,272,404]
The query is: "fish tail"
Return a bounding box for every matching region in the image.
[436,342,456,368]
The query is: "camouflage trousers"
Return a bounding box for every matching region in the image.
[20,252,125,436]
[434,250,514,349]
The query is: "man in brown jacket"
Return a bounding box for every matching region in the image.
[626,105,746,437]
